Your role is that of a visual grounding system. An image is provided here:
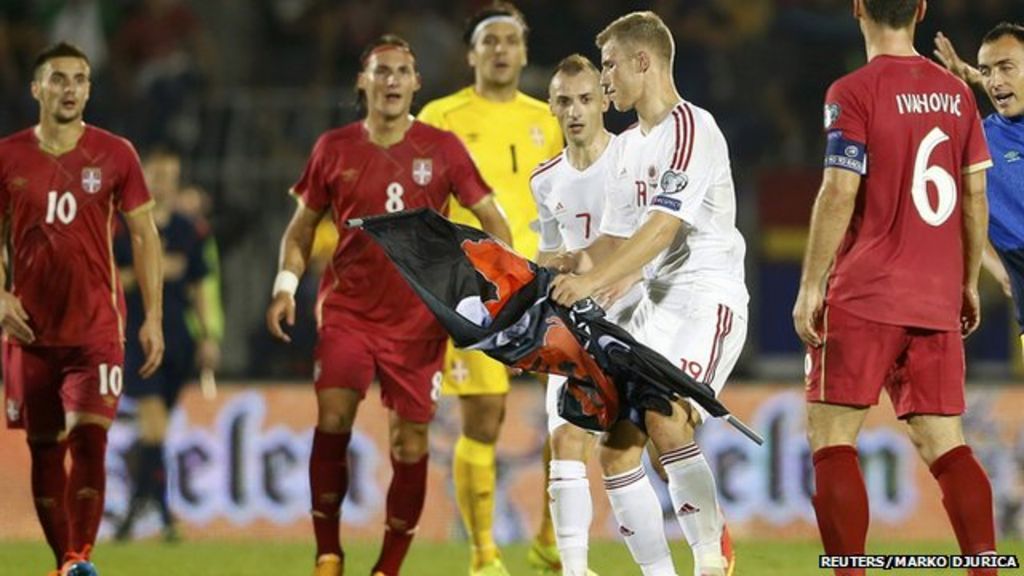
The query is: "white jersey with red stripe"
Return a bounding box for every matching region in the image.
[531,135,617,253]
[600,100,748,313]
[530,135,642,326]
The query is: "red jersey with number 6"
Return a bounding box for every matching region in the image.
[291,120,491,339]
[0,125,151,346]
[821,55,992,330]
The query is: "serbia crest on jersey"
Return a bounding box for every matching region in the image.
[0,125,151,346]
[822,55,991,330]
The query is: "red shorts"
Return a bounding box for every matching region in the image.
[4,340,125,432]
[314,325,445,424]
[805,305,965,418]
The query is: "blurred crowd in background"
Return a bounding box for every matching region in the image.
[1,0,1022,379]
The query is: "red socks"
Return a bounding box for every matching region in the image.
[29,439,69,568]
[812,445,869,576]
[65,424,108,560]
[930,445,996,559]
[309,428,351,559]
[372,454,429,576]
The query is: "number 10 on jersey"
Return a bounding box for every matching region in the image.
[46,190,77,224]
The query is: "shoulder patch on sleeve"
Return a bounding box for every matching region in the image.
[824,103,841,130]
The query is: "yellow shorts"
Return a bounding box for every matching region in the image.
[442,340,510,396]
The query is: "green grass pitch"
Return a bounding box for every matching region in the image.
[5,539,1023,575]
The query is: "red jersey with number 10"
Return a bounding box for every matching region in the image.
[822,55,992,330]
[291,120,491,340]
[0,125,152,346]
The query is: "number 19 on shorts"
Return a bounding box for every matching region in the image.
[99,363,123,397]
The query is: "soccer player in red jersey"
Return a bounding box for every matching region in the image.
[793,2,997,574]
[0,42,164,576]
[265,35,512,576]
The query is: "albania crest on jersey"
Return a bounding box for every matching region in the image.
[412,159,433,186]
[81,167,102,194]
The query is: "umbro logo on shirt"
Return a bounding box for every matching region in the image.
[1005,150,1021,164]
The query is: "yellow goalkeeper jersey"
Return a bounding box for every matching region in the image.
[418,87,563,259]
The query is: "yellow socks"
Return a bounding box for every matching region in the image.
[454,435,498,568]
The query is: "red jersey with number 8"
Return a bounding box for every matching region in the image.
[821,55,992,330]
[291,120,491,339]
[0,125,151,346]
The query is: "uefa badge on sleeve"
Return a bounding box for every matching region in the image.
[824,103,841,130]
[659,169,688,195]
[412,159,433,186]
[81,167,102,194]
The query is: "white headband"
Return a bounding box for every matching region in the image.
[470,15,524,46]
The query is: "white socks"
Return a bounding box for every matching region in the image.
[549,459,592,576]
[659,443,724,576]
[604,465,677,576]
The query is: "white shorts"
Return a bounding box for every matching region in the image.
[628,293,747,421]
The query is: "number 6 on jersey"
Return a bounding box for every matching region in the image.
[912,127,956,227]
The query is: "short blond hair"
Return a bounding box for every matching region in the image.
[551,53,599,79]
[595,11,674,68]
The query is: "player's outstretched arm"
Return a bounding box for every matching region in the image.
[550,212,682,306]
[469,195,514,248]
[961,170,989,337]
[0,215,34,344]
[793,167,860,347]
[266,203,322,343]
[934,32,983,89]
[124,206,166,377]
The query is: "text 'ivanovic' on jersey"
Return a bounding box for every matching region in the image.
[895,92,963,116]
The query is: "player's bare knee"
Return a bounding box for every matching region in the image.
[806,403,865,452]
[906,415,965,465]
[460,394,505,443]
[599,443,643,476]
[316,389,360,433]
[599,425,645,476]
[391,421,429,462]
[317,410,355,434]
[646,404,696,453]
[550,424,590,461]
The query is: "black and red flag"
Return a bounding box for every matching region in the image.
[348,209,761,444]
